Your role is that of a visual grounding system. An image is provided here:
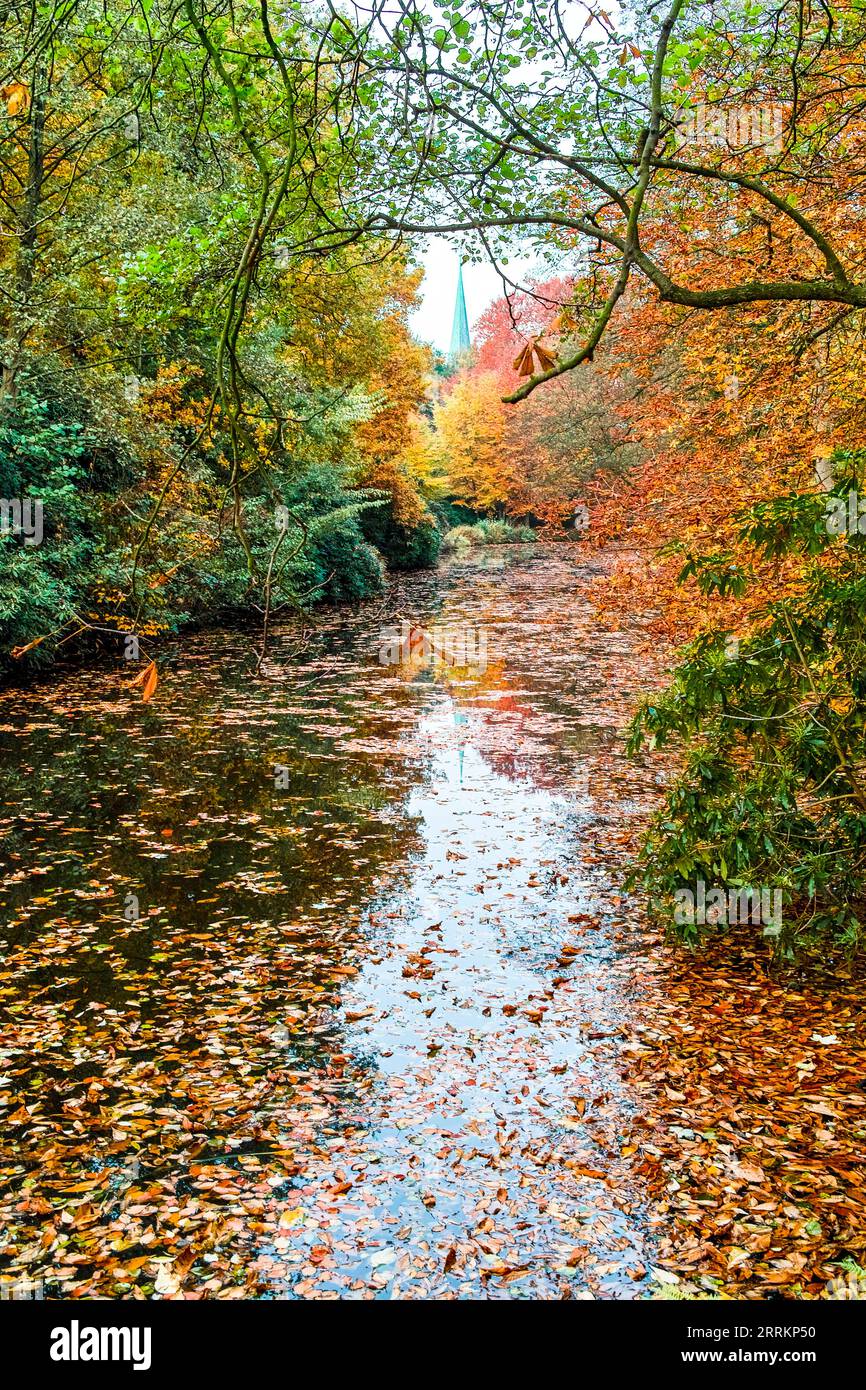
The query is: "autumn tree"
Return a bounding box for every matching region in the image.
[468,277,641,522]
[300,1,866,403]
[433,371,519,514]
[0,1,441,672]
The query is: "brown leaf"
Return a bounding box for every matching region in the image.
[732,1162,766,1185]
[512,343,537,377]
[129,660,158,703]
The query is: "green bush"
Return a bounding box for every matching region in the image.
[266,464,387,607]
[360,505,442,571]
[0,388,98,672]
[0,390,390,674]
[432,500,479,530]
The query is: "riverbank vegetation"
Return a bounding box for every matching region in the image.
[0,1,440,678]
[4,0,866,954]
[0,4,558,685]
[3,0,866,1312]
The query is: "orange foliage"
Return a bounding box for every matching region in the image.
[577,273,864,648]
[434,277,612,523]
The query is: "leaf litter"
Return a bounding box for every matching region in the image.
[0,547,863,1299]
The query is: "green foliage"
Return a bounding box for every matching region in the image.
[443,519,537,549]
[360,506,442,572]
[475,519,537,544]
[0,384,390,672]
[282,467,386,605]
[430,500,479,530]
[0,2,437,677]
[0,388,96,669]
[628,450,866,955]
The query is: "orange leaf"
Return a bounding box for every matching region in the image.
[1,82,30,116]
[10,634,47,659]
[130,659,158,702]
[141,661,158,703]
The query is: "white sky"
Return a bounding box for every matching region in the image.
[408,237,540,352]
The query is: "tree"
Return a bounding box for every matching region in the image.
[433,371,518,513]
[315,0,866,400]
[628,452,866,953]
[469,276,640,521]
[0,1,440,673]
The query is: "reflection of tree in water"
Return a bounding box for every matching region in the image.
[0,546,665,1299]
[428,655,613,793]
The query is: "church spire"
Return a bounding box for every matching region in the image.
[448,261,471,364]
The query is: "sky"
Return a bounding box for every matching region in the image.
[408,237,540,352]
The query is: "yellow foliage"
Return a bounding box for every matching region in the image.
[434,372,519,513]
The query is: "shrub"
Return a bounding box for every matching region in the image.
[627,449,866,955]
[443,518,537,549]
[0,388,97,672]
[360,506,442,571]
[277,464,387,605]
[442,523,484,550]
[0,398,389,676]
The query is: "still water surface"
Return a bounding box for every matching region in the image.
[0,545,662,1298]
